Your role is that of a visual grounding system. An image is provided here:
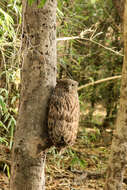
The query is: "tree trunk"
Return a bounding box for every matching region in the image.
[104,1,127,189]
[112,0,125,20]
[10,0,57,189]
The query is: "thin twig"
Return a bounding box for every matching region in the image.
[88,38,123,57]
[57,36,124,57]
[78,75,121,91]
[57,36,80,41]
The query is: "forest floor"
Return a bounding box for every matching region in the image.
[1,124,127,189]
[45,126,127,190]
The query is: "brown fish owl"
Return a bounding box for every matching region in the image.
[48,79,80,148]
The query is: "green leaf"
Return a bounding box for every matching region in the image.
[4,113,10,123]
[0,8,14,25]
[7,116,16,129]
[28,0,47,8]
[0,95,7,113]
[57,8,64,17]
[57,0,63,10]
[10,124,14,149]
[38,0,47,8]
[0,137,8,145]
[28,0,35,6]
[3,164,10,178]
[11,96,16,105]
[7,118,13,129]
[91,0,96,4]
[0,121,8,132]
[0,95,4,105]
[0,88,8,98]
[79,159,87,168]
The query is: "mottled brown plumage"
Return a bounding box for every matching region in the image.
[48,79,79,148]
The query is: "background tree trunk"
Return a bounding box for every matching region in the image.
[112,0,125,20]
[104,1,127,189]
[10,0,57,189]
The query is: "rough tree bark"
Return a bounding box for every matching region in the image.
[104,1,127,189]
[10,0,57,189]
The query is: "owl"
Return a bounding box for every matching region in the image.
[48,79,80,148]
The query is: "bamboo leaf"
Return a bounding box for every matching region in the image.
[38,0,47,8]
[28,0,35,6]
[28,0,47,7]
[0,95,7,113]
[0,121,8,132]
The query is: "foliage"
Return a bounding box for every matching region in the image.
[0,0,20,149]
[57,0,123,125]
[28,0,47,7]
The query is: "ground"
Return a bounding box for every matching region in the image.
[45,127,127,189]
[1,126,127,190]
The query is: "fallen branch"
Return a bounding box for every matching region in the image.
[71,169,106,179]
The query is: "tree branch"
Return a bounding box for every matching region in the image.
[57,31,124,57]
[78,75,121,91]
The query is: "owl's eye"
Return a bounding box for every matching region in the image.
[72,83,75,86]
